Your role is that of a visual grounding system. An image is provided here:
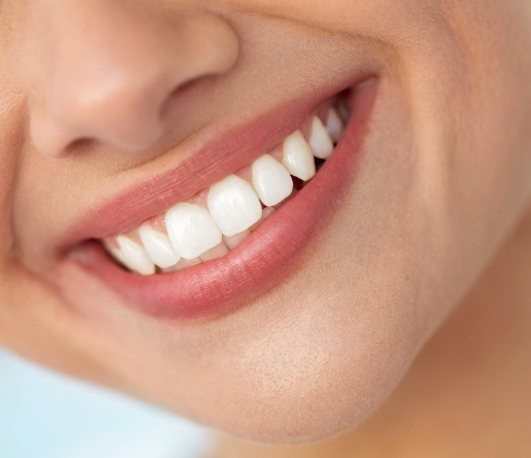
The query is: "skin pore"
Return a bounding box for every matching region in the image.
[0,1,531,456]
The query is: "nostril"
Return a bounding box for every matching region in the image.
[159,75,209,120]
[64,137,96,156]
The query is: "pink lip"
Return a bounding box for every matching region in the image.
[66,77,378,320]
[60,73,373,247]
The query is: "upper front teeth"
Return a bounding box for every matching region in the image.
[207,175,263,237]
[104,107,347,275]
[166,203,222,260]
[252,154,294,207]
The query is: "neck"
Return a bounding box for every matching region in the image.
[215,207,531,458]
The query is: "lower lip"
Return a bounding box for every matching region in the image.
[75,79,378,320]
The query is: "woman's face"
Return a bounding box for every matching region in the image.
[1,0,530,443]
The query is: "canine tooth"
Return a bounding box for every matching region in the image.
[115,235,156,275]
[166,203,222,260]
[224,230,250,250]
[200,242,229,261]
[138,224,180,268]
[308,116,334,159]
[282,130,316,181]
[325,108,344,143]
[207,175,262,236]
[252,154,293,206]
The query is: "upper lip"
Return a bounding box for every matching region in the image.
[59,71,372,254]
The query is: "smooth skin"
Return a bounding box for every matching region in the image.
[1,1,531,456]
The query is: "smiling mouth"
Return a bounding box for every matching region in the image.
[68,77,378,319]
[103,95,349,276]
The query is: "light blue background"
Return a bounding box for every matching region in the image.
[0,350,211,458]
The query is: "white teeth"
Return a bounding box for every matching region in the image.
[325,108,344,143]
[165,203,222,260]
[251,154,294,206]
[308,116,334,159]
[207,175,263,236]
[282,130,316,182]
[138,223,180,268]
[114,235,156,275]
[104,99,350,274]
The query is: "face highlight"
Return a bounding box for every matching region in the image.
[1,0,531,444]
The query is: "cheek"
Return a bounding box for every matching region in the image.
[132,79,450,442]
[204,22,531,439]
[422,2,531,298]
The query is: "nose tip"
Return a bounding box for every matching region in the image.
[31,73,169,156]
[28,7,239,158]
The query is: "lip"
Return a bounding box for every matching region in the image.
[60,73,373,248]
[64,77,378,320]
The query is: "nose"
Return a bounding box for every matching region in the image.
[26,2,239,158]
